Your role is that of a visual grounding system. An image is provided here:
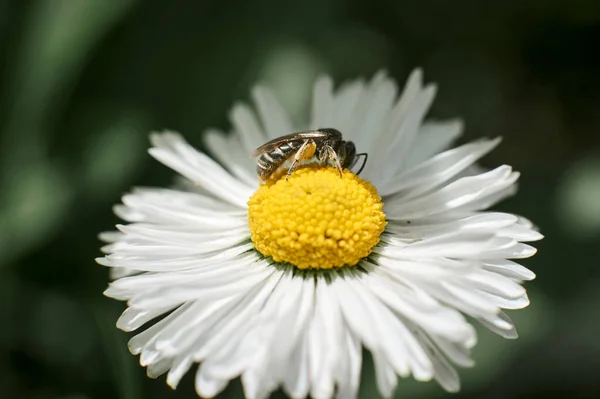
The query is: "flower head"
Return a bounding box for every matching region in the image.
[98,70,541,398]
[248,166,386,269]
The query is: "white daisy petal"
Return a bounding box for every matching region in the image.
[385,212,519,239]
[477,290,530,310]
[146,357,172,379]
[251,86,294,139]
[204,129,258,186]
[465,270,526,299]
[428,334,475,368]
[332,78,366,135]
[127,302,194,355]
[310,75,335,127]
[98,70,539,399]
[414,331,461,392]
[307,279,343,399]
[384,165,519,219]
[282,327,310,399]
[380,137,501,198]
[195,365,229,398]
[229,102,266,153]
[364,68,423,161]
[166,355,193,389]
[403,119,463,169]
[497,223,545,241]
[148,132,253,207]
[367,267,474,343]
[367,72,437,185]
[482,259,536,281]
[349,72,398,154]
[98,242,255,271]
[372,352,398,399]
[476,311,519,339]
[117,304,179,332]
[378,231,512,259]
[115,223,249,246]
[449,179,518,214]
[334,330,362,399]
[341,272,433,381]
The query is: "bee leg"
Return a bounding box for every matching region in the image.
[318,147,328,163]
[326,145,344,177]
[286,140,317,180]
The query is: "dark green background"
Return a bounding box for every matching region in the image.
[1,1,599,398]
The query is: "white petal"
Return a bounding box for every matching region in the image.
[367,267,474,343]
[477,290,530,309]
[146,357,173,378]
[126,266,272,310]
[308,279,342,399]
[449,180,518,213]
[378,230,512,260]
[251,86,294,139]
[368,73,437,185]
[117,304,179,331]
[497,223,544,241]
[380,138,501,198]
[98,242,254,271]
[428,335,475,367]
[334,330,362,399]
[282,327,310,399]
[365,68,423,164]
[149,132,253,207]
[384,165,519,220]
[332,78,366,136]
[477,311,518,339]
[195,366,229,398]
[339,272,433,381]
[115,223,249,246]
[414,331,460,392]
[483,259,536,281]
[204,129,258,186]
[310,75,335,127]
[166,354,193,389]
[372,352,398,398]
[229,103,267,153]
[464,270,526,299]
[127,302,194,355]
[385,212,518,239]
[348,71,398,155]
[402,119,463,169]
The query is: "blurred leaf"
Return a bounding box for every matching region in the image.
[0,161,73,264]
[93,302,141,399]
[28,292,95,368]
[0,0,139,268]
[2,0,139,164]
[556,156,600,239]
[81,113,149,197]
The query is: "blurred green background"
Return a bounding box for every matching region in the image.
[1,0,600,398]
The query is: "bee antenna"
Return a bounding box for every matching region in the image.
[354,153,368,175]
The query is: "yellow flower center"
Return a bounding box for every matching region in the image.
[248,166,387,269]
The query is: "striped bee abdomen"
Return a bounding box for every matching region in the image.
[256,141,303,179]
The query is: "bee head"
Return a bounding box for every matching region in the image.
[340,141,356,169]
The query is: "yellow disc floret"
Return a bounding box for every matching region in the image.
[248,166,387,269]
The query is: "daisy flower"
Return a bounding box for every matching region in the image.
[98,69,541,399]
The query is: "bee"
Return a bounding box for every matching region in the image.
[251,128,368,181]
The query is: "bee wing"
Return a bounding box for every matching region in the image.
[250,130,328,157]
